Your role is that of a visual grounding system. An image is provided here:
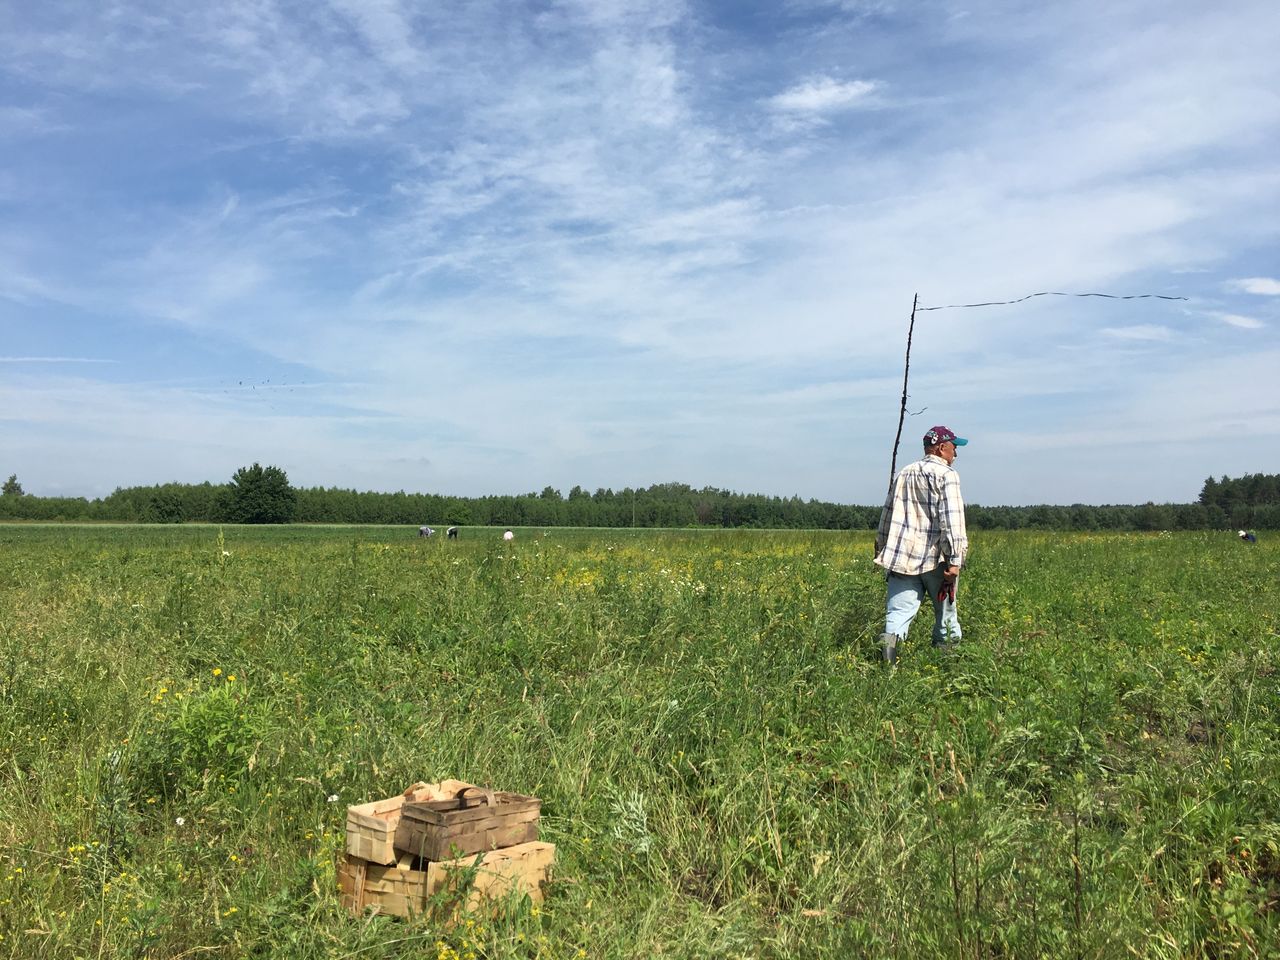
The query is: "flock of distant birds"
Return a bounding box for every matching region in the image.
[219,377,310,413]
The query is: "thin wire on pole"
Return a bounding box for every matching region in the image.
[885,288,1188,488]
[888,293,918,486]
[917,290,1188,312]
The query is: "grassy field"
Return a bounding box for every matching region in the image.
[1,524,1278,958]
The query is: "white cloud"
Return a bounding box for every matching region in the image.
[1228,277,1280,295]
[1211,312,1265,329]
[4,0,1280,505]
[1101,325,1175,341]
[554,0,687,29]
[786,0,898,16]
[0,105,67,138]
[0,264,67,305]
[766,76,878,114]
[326,0,424,72]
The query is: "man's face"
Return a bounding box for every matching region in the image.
[938,440,958,465]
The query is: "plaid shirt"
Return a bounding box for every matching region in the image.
[874,454,968,575]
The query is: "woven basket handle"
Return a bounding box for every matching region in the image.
[456,785,496,807]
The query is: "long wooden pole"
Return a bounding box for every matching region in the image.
[888,293,919,485]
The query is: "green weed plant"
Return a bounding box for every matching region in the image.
[0,525,1277,958]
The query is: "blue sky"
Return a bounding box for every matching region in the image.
[2,0,1277,506]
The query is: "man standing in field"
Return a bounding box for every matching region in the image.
[873,425,969,665]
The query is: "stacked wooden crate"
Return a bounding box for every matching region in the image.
[339,779,554,919]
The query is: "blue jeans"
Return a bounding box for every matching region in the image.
[885,567,962,646]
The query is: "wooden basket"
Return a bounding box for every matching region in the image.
[346,780,477,865]
[397,786,542,862]
[338,840,555,919]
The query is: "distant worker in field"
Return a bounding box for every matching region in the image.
[503,529,514,541]
[873,425,969,665]
[1239,529,1257,543]
[419,526,434,538]
[447,526,459,540]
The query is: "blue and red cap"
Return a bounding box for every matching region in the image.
[924,425,968,447]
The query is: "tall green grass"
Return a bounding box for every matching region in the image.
[0,525,1277,958]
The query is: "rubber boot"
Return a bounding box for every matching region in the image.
[933,628,959,657]
[880,632,899,666]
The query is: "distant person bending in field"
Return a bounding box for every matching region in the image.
[419,525,434,538]
[503,529,514,541]
[1239,529,1257,543]
[873,425,970,665]
[447,526,459,540]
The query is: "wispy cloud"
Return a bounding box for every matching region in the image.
[1101,325,1175,341]
[1228,277,1280,295]
[786,0,898,16]
[766,76,878,114]
[0,105,67,138]
[1211,312,1266,330]
[3,0,1279,503]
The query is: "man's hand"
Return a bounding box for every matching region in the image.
[936,565,959,603]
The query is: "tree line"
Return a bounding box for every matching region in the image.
[1198,473,1280,514]
[2,469,1277,530]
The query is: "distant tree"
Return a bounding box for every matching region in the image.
[443,498,472,525]
[1068,504,1097,529]
[16,469,1280,530]
[693,497,719,525]
[1200,473,1280,509]
[1174,503,1210,530]
[1134,502,1175,531]
[225,463,297,523]
[142,488,184,523]
[1027,505,1066,528]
